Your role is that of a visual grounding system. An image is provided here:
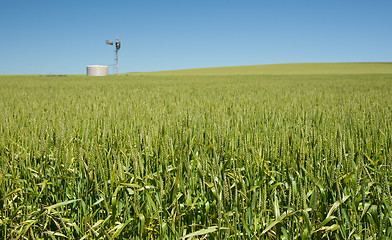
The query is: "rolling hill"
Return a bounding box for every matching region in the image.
[134,62,392,75]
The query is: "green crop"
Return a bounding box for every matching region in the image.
[0,70,391,239]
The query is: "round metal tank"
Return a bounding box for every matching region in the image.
[86,65,108,76]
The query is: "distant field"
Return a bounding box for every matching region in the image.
[139,62,392,75]
[1,64,392,239]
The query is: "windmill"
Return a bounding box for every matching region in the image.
[106,36,121,75]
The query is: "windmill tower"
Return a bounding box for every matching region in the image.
[106,36,121,75]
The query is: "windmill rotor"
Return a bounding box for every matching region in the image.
[115,37,121,50]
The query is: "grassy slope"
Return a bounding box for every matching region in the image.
[134,62,392,75]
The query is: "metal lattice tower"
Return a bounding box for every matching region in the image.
[106,36,121,75]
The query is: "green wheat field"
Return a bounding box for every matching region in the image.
[1,63,392,239]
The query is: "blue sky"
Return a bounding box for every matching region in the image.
[0,0,391,74]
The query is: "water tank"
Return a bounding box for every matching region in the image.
[86,65,108,76]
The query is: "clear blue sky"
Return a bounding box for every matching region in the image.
[0,0,391,75]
